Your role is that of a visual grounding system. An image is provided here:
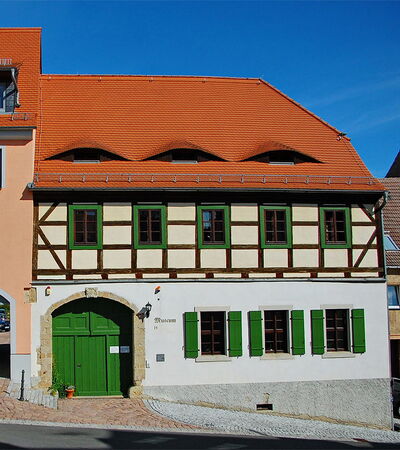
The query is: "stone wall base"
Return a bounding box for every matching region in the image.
[144,378,392,428]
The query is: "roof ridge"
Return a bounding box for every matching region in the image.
[40,74,260,82]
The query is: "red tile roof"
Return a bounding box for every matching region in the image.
[33,75,382,191]
[0,28,41,128]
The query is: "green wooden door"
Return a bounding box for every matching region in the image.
[52,298,133,396]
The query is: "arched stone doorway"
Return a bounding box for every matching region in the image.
[37,291,145,393]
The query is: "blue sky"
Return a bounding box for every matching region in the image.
[2,0,399,177]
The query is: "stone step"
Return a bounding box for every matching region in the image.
[6,380,57,409]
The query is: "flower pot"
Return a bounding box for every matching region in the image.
[65,388,75,399]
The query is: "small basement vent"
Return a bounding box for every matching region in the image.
[256,403,273,411]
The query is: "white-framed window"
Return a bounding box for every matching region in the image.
[388,285,400,308]
[0,147,5,188]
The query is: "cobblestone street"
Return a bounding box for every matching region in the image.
[0,381,196,430]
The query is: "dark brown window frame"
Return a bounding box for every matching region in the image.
[73,209,98,246]
[138,208,162,245]
[326,309,349,352]
[324,210,347,244]
[264,310,289,353]
[201,209,226,245]
[200,311,226,355]
[264,209,288,244]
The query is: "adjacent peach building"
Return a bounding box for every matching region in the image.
[0,28,40,380]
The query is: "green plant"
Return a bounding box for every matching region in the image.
[49,365,67,398]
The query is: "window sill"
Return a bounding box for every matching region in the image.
[260,353,294,361]
[321,351,355,359]
[195,355,231,363]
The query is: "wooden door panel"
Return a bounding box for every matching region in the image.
[53,335,75,387]
[75,335,108,396]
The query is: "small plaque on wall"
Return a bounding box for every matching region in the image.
[156,354,165,362]
[110,346,119,354]
[120,346,130,353]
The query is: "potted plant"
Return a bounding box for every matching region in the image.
[65,385,75,399]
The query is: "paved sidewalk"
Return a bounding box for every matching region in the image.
[0,393,197,430]
[146,399,400,444]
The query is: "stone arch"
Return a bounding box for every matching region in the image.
[37,290,145,392]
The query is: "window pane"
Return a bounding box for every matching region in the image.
[264,209,287,244]
[388,286,400,307]
[87,232,97,243]
[200,311,226,355]
[202,209,226,244]
[325,210,347,244]
[264,310,288,353]
[326,309,348,351]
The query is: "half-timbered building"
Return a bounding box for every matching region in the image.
[2,28,392,427]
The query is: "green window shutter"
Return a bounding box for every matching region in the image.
[311,310,325,355]
[184,312,198,358]
[352,309,366,353]
[249,311,263,356]
[228,311,242,357]
[291,310,305,355]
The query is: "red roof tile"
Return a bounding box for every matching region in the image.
[33,75,382,191]
[0,28,41,128]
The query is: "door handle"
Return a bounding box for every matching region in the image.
[76,364,81,368]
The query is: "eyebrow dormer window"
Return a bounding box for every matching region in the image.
[245,150,321,165]
[74,149,100,163]
[46,147,127,163]
[171,149,198,164]
[268,152,295,165]
[145,148,224,163]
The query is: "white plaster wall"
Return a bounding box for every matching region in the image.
[72,250,98,269]
[292,226,319,245]
[231,226,258,245]
[137,250,163,268]
[292,205,318,221]
[38,203,67,221]
[231,250,258,268]
[103,226,132,245]
[31,280,390,388]
[324,249,348,268]
[37,250,66,269]
[230,204,258,221]
[201,249,226,268]
[39,226,67,246]
[263,249,288,268]
[103,203,132,221]
[168,225,195,245]
[351,205,372,222]
[168,250,195,268]
[352,226,376,245]
[167,203,196,221]
[103,250,131,269]
[293,249,318,267]
[352,249,378,268]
